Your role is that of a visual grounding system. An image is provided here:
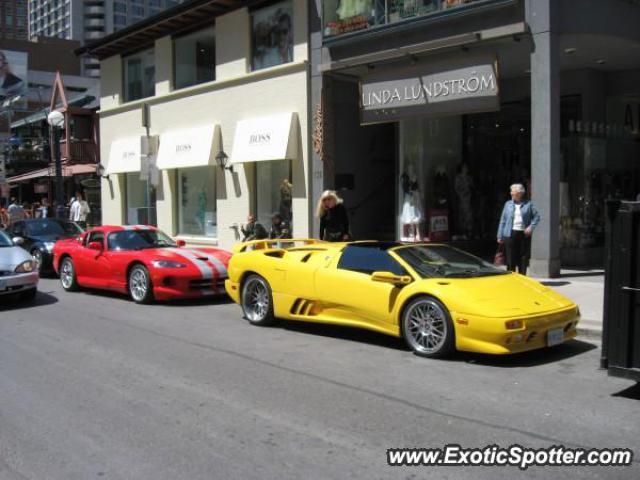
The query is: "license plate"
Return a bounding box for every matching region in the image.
[547,328,564,346]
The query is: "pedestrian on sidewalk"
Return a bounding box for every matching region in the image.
[69,191,91,229]
[269,212,291,240]
[317,190,350,242]
[497,183,540,275]
[241,214,268,242]
[7,197,25,224]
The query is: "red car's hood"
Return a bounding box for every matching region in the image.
[144,247,231,276]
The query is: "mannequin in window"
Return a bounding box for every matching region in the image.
[196,183,207,234]
[454,162,473,240]
[400,163,423,242]
[279,178,293,223]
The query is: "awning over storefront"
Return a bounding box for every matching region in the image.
[230,112,298,164]
[156,125,219,170]
[106,137,142,174]
[7,164,97,183]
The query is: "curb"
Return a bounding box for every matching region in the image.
[577,327,602,340]
[576,318,602,340]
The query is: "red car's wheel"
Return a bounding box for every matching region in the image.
[60,257,79,292]
[128,264,154,304]
[402,296,455,358]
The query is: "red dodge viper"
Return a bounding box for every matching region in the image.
[52,225,230,303]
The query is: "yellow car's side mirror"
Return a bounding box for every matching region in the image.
[371,271,412,287]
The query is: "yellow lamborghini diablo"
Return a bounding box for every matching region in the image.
[225,239,580,358]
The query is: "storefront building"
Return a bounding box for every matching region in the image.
[78,0,310,249]
[310,0,640,277]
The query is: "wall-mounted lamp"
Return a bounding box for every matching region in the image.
[215,150,233,172]
[96,163,109,179]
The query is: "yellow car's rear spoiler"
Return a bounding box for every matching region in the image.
[232,238,326,254]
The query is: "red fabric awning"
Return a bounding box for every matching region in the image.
[7,164,97,183]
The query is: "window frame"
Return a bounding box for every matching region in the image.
[122,46,155,103]
[251,159,292,226]
[249,0,294,72]
[337,245,408,276]
[175,166,218,238]
[172,22,216,91]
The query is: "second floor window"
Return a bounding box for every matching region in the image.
[251,0,293,71]
[173,25,215,90]
[123,48,155,102]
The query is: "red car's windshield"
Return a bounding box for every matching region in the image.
[107,230,176,251]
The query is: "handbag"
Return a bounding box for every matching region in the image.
[493,244,505,266]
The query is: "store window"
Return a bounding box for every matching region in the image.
[251,0,293,71]
[178,167,217,237]
[398,103,531,245]
[173,25,215,90]
[125,173,156,226]
[114,2,126,14]
[255,160,292,228]
[322,0,483,39]
[123,48,155,102]
[560,94,640,261]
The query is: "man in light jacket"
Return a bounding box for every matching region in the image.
[69,191,91,229]
[497,183,540,275]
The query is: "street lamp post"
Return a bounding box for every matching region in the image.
[47,110,65,218]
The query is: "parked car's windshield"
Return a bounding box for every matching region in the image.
[394,245,508,278]
[25,219,83,237]
[107,229,176,251]
[0,230,12,247]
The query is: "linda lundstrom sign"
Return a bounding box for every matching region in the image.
[360,56,500,124]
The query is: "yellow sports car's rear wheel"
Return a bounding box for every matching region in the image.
[402,296,455,358]
[241,274,275,326]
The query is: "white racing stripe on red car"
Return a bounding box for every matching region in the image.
[164,248,213,279]
[190,249,228,278]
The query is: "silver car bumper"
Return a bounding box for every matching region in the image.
[0,271,39,296]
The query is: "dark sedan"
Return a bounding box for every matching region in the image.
[4,219,84,274]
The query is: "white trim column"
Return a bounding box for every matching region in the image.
[529,0,561,278]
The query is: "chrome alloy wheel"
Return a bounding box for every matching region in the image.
[129,268,148,302]
[31,249,43,271]
[60,259,74,289]
[404,299,448,355]
[242,277,270,322]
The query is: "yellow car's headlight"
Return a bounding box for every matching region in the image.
[15,260,35,273]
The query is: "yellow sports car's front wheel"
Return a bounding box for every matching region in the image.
[402,296,455,358]
[241,274,275,326]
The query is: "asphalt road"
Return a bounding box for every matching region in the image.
[1,278,638,480]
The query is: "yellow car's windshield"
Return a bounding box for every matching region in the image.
[394,245,508,279]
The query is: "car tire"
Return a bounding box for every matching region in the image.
[31,248,43,272]
[241,274,275,326]
[21,287,37,302]
[128,264,154,304]
[60,257,80,292]
[401,295,455,358]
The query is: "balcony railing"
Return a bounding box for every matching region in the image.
[323,0,486,39]
[60,139,98,165]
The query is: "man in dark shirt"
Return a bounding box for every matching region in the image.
[241,214,268,241]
